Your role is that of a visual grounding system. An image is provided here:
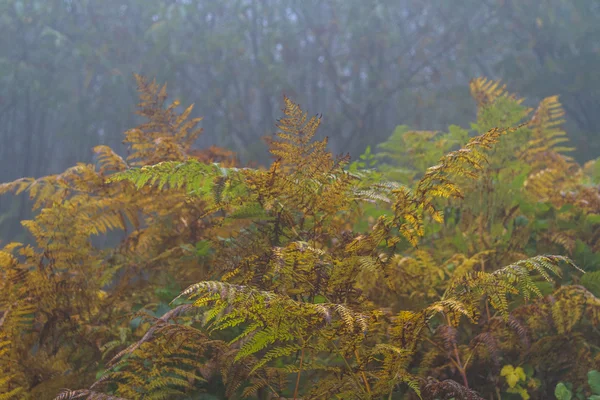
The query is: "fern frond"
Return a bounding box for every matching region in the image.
[581,271,600,297]
[448,255,577,319]
[268,96,328,170]
[93,145,128,174]
[550,285,600,334]
[54,389,128,400]
[527,96,573,154]
[422,377,485,400]
[470,77,522,109]
[376,125,518,247]
[124,74,203,166]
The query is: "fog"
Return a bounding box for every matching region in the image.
[1,0,599,239]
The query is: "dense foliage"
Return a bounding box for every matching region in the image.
[1,76,599,399]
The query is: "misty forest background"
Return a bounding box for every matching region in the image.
[0,0,599,242]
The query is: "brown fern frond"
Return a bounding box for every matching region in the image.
[421,377,485,400]
[468,331,500,367]
[267,96,333,172]
[124,74,203,166]
[544,231,577,254]
[54,389,128,400]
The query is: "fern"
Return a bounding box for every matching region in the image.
[0,76,591,399]
[0,75,239,399]
[123,74,204,166]
[422,377,485,400]
[78,93,585,400]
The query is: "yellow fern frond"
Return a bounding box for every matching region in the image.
[93,145,128,174]
[470,77,523,109]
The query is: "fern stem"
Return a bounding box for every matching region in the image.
[354,349,372,395]
[331,341,368,395]
[293,345,305,399]
[445,314,469,389]
[424,337,463,371]
[481,259,491,322]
